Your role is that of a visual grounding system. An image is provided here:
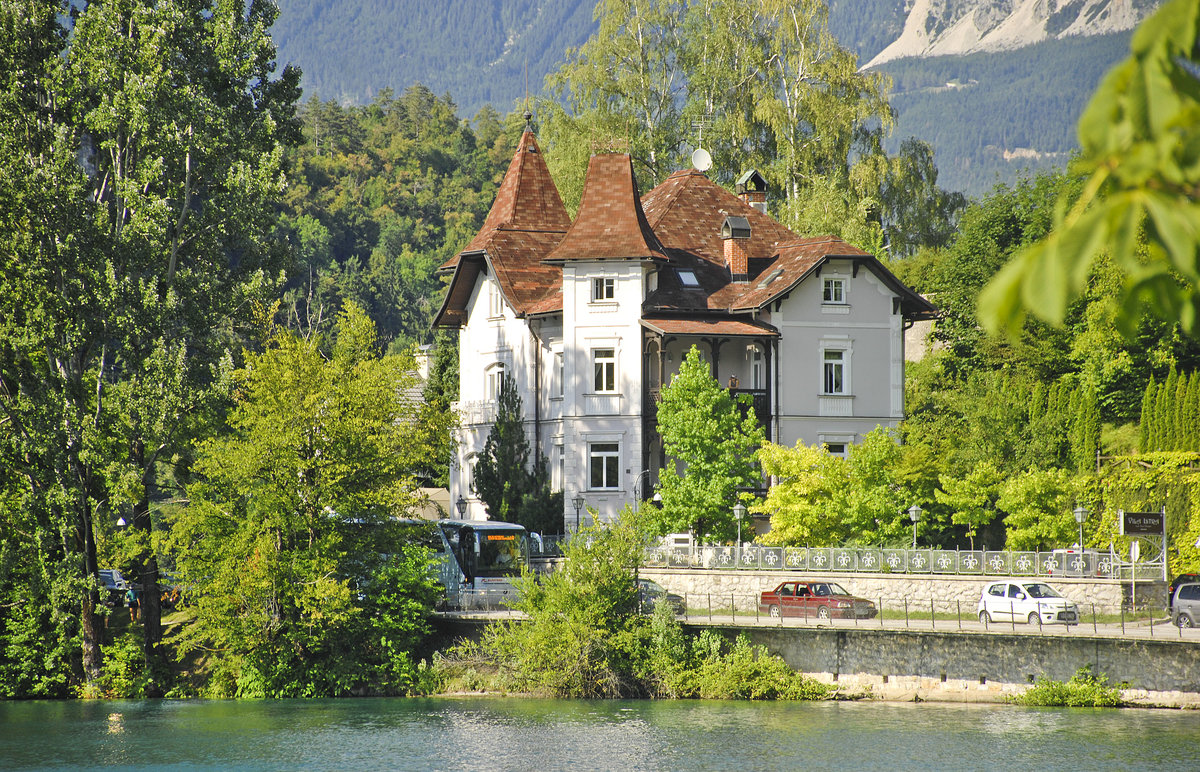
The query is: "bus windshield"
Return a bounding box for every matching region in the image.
[474,528,525,577]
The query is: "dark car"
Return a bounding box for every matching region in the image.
[759,580,877,620]
[637,579,685,615]
[97,569,128,605]
[1169,574,1200,611]
[1172,583,1200,628]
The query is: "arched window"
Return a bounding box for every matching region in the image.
[485,363,506,401]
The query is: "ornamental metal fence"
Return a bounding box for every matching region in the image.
[641,545,1165,582]
[659,593,1197,640]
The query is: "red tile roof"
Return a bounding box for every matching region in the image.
[641,169,797,266]
[434,132,569,325]
[544,154,666,263]
[434,135,936,329]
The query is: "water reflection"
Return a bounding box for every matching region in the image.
[1,698,1196,771]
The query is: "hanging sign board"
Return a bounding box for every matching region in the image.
[1120,510,1164,536]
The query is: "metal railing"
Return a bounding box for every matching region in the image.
[663,592,1195,640]
[643,545,1164,581]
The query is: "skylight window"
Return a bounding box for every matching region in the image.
[757,268,783,289]
[678,270,700,287]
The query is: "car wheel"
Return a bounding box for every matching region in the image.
[817,606,830,619]
[1028,612,1041,626]
[1178,613,1194,629]
[978,610,990,625]
[768,605,780,618]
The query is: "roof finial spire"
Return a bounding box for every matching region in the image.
[523,58,533,132]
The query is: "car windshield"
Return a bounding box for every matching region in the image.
[810,583,850,596]
[1022,583,1061,599]
[640,580,664,594]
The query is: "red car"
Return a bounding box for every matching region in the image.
[759,580,877,620]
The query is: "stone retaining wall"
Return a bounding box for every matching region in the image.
[642,568,1157,612]
[697,624,1200,707]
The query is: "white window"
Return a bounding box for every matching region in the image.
[823,278,845,304]
[749,346,763,390]
[825,443,847,457]
[589,442,620,489]
[555,351,564,398]
[486,363,506,400]
[593,348,616,392]
[823,349,846,395]
[678,270,700,288]
[488,281,504,317]
[592,277,615,302]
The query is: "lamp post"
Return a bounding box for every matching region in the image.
[455,496,467,518]
[1073,504,1088,552]
[732,501,747,547]
[908,504,923,551]
[572,493,585,533]
[634,469,652,502]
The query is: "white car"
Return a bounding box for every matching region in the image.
[977,580,1080,626]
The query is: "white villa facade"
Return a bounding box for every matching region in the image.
[434,131,936,531]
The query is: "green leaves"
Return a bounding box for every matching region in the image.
[652,347,765,542]
[165,305,439,695]
[980,0,1200,337]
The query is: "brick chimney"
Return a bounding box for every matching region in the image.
[721,215,751,283]
[736,169,768,214]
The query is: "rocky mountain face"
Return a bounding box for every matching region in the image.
[866,0,1161,66]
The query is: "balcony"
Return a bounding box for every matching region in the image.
[454,400,498,426]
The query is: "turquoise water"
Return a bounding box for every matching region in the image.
[1,697,1196,771]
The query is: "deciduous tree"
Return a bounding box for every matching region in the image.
[652,347,765,542]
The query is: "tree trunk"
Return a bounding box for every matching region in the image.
[80,505,104,685]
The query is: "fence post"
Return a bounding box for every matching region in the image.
[903,598,909,628]
[957,599,962,630]
[930,598,935,630]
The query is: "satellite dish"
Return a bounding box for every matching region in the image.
[691,147,712,172]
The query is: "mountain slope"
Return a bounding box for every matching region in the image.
[866,0,1159,66]
[269,1,1157,196]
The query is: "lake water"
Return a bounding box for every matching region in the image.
[1,697,1196,771]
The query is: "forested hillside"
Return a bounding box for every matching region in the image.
[271,0,1141,196]
[880,31,1134,194]
[272,0,595,110]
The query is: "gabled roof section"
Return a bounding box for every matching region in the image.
[722,237,938,320]
[544,153,666,263]
[439,131,570,274]
[641,169,796,266]
[433,131,569,327]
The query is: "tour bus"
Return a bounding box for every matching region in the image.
[409,518,531,610]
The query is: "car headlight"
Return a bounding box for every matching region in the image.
[835,601,850,608]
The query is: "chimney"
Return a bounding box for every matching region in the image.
[721,215,751,283]
[736,169,768,214]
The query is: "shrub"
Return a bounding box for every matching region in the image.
[1014,665,1125,707]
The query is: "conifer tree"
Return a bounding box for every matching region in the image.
[472,377,562,534]
[1140,376,1156,452]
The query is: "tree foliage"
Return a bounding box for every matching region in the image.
[472,376,564,535]
[757,428,922,548]
[165,305,442,697]
[0,0,299,693]
[980,0,1200,336]
[541,0,961,256]
[651,347,765,542]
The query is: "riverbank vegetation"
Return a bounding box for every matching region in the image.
[1013,666,1126,708]
[437,511,830,701]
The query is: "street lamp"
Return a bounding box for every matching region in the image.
[908,504,923,551]
[1073,504,1089,552]
[455,496,467,518]
[572,493,585,533]
[634,469,652,501]
[732,501,747,546]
